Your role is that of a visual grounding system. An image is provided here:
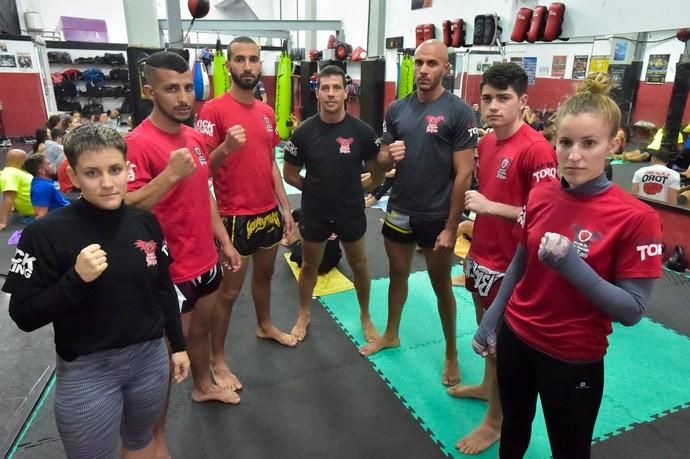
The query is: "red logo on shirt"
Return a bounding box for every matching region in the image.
[425,115,445,134]
[134,240,158,267]
[496,157,512,180]
[336,137,354,154]
[571,226,600,259]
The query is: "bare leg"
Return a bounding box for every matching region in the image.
[189,290,240,403]
[122,439,156,459]
[252,245,298,347]
[449,294,489,398]
[341,237,378,342]
[359,239,415,356]
[452,294,501,455]
[455,354,502,455]
[210,260,249,391]
[291,239,327,341]
[423,247,460,386]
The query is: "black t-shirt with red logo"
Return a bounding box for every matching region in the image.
[284,113,378,219]
[381,90,478,219]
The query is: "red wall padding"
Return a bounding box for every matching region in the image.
[0,73,47,137]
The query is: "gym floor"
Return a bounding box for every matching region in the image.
[1,156,689,458]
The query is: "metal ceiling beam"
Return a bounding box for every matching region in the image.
[158,19,343,33]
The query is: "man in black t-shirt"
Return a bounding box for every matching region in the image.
[283,65,384,342]
[359,40,477,388]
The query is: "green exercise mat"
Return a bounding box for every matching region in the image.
[319,269,690,458]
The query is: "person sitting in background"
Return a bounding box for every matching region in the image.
[46,114,61,131]
[253,79,268,103]
[32,127,49,154]
[285,208,342,274]
[107,109,121,130]
[631,149,681,204]
[44,128,66,169]
[625,127,684,162]
[23,153,70,218]
[57,116,73,132]
[0,149,34,229]
[364,169,396,208]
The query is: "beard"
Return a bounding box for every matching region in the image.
[157,102,194,126]
[231,69,261,90]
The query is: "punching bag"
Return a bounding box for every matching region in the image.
[511,8,532,43]
[397,53,415,99]
[275,49,293,140]
[212,38,230,97]
[193,59,210,101]
[188,0,210,18]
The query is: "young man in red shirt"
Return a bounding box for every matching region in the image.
[124,51,242,457]
[196,37,297,395]
[451,62,558,455]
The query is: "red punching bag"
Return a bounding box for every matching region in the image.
[188,0,210,19]
[451,19,464,47]
[543,2,566,41]
[423,23,435,41]
[511,8,532,43]
[442,20,452,47]
[416,24,425,47]
[526,5,547,43]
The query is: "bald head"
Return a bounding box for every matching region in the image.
[5,149,28,168]
[415,39,449,64]
[413,39,450,96]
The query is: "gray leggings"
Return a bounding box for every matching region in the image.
[55,339,169,458]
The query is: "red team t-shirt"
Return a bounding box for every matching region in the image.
[126,119,218,283]
[196,93,279,216]
[469,124,558,272]
[505,182,663,361]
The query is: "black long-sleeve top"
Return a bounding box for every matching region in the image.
[3,198,185,361]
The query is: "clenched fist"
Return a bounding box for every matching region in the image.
[538,232,572,268]
[75,244,108,283]
[388,140,406,163]
[465,190,493,215]
[166,148,196,182]
[223,125,246,152]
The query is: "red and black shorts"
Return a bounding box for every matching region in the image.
[174,263,223,313]
[464,257,504,309]
[222,206,283,257]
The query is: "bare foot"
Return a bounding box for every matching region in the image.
[455,421,501,455]
[290,313,310,342]
[191,383,240,404]
[359,335,400,356]
[442,358,460,386]
[360,315,379,343]
[451,273,465,286]
[211,362,243,391]
[257,325,298,347]
[447,383,489,400]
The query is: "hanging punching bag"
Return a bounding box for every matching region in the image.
[193,59,210,101]
[188,0,210,18]
[275,49,293,140]
[212,37,230,97]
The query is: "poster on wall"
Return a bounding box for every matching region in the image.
[510,57,523,68]
[572,55,588,79]
[588,55,609,74]
[0,43,7,52]
[551,55,567,78]
[0,53,17,68]
[645,54,670,84]
[411,0,432,9]
[613,40,628,61]
[523,57,537,85]
[17,53,33,69]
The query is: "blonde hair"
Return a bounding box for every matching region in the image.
[555,72,621,137]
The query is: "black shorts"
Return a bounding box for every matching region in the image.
[222,206,283,256]
[174,263,223,313]
[381,209,446,248]
[299,212,366,243]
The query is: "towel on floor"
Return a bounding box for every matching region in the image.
[283,252,354,296]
